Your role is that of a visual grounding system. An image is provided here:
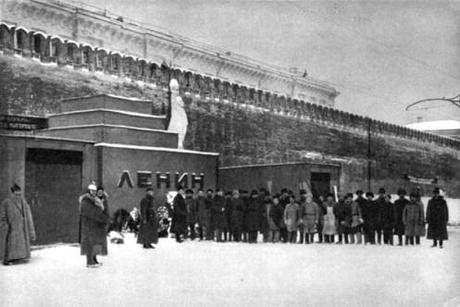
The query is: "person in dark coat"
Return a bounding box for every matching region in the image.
[349,196,363,244]
[381,194,394,245]
[224,191,233,241]
[268,195,283,243]
[426,187,449,248]
[172,187,187,243]
[205,189,214,240]
[374,188,386,244]
[259,189,270,243]
[137,188,159,249]
[403,192,424,245]
[315,195,326,243]
[185,189,197,240]
[212,188,227,242]
[279,188,290,243]
[334,194,351,244]
[196,189,210,240]
[0,184,36,265]
[355,190,368,243]
[297,189,307,243]
[228,190,245,242]
[393,188,409,246]
[241,190,250,242]
[246,190,261,243]
[414,190,426,244]
[79,183,110,268]
[364,192,377,244]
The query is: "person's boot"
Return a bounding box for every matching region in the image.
[356,233,362,244]
[415,236,420,245]
[336,234,343,244]
[318,233,323,243]
[305,233,309,244]
[93,256,103,266]
[439,240,443,248]
[431,240,437,247]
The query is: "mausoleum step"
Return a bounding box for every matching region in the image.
[48,109,166,130]
[35,124,178,148]
[60,94,156,115]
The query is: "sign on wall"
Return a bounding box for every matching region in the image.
[118,170,205,190]
[403,174,438,185]
[0,114,48,130]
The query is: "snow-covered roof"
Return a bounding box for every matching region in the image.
[406,120,460,131]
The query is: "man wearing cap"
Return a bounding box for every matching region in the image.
[426,187,449,248]
[393,189,408,246]
[137,188,159,249]
[355,190,367,243]
[374,188,387,244]
[196,189,210,240]
[185,189,197,240]
[0,184,36,265]
[79,182,110,268]
[212,188,228,242]
[364,192,377,244]
[172,186,187,243]
[228,189,245,242]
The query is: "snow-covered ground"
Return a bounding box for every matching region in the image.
[2,229,460,307]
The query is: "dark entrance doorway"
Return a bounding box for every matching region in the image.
[310,172,331,199]
[25,148,83,244]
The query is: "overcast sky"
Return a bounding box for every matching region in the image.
[78,0,460,125]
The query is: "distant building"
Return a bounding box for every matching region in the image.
[406,120,460,140]
[0,0,339,107]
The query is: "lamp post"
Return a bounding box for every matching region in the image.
[367,117,372,192]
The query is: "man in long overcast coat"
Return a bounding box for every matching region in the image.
[0,184,36,265]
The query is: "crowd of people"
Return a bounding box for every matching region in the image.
[165,186,449,248]
[0,182,450,268]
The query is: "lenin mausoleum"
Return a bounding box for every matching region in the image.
[1,0,460,244]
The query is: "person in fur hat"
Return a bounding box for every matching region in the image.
[79,182,110,268]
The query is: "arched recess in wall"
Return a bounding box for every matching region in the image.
[0,23,14,50]
[137,58,148,80]
[65,40,80,65]
[49,36,64,63]
[80,43,94,68]
[14,27,30,54]
[31,31,48,59]
[95,48,109,71]
[110,52,122,75]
